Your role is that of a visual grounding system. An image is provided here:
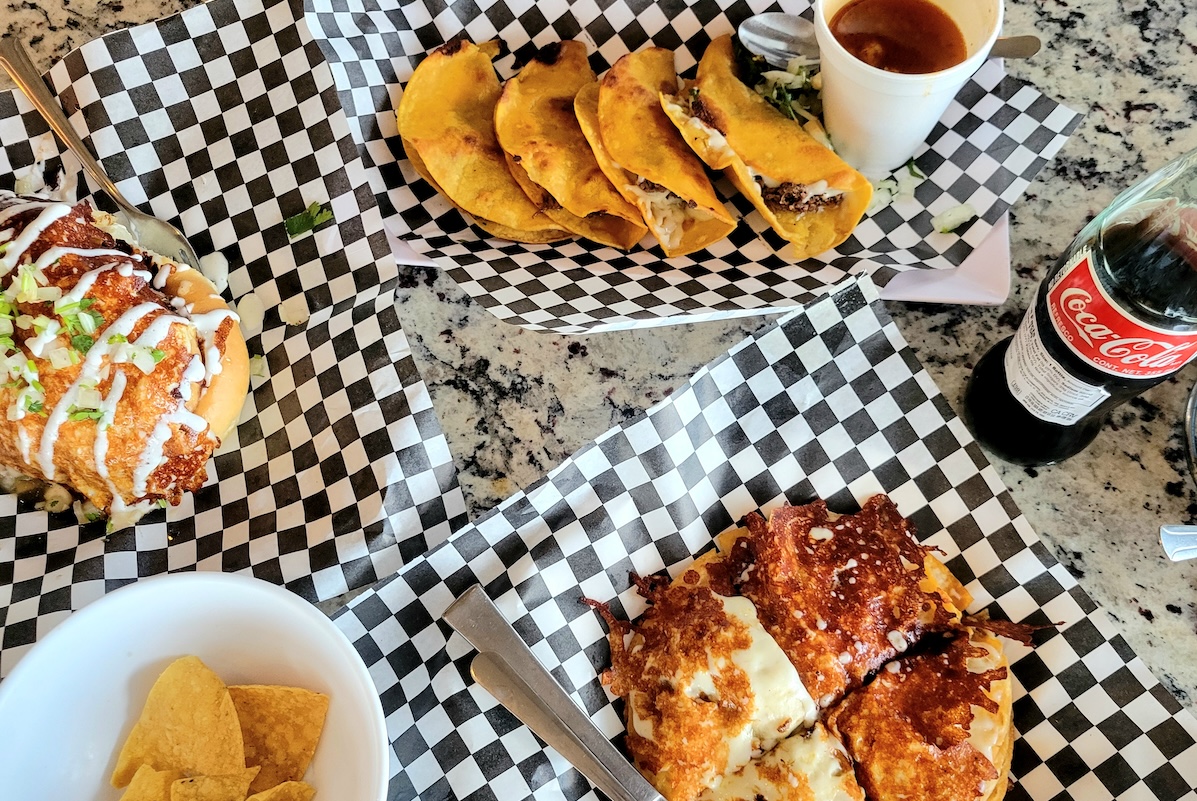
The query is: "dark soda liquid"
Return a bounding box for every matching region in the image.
[963,211,1197,465]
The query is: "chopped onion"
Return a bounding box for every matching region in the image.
[130,347,158,374]
[236,292,266,338]
[279,294,310,326]
[48,347,73,369]
[73,498,104,525]
[249,355,269,379]
[76,386,103,409]
[42,483,72,514]
[802,119,834,152]
[931,203,978,233]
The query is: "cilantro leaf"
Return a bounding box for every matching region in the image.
[72,334,95,355]
[285,201,334,238]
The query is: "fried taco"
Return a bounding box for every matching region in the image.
[661,35,872,259]
[591,48,737,258]
[494,41,648,250]
[396,39,570,244]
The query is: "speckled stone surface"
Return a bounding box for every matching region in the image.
[6,0,1196,713]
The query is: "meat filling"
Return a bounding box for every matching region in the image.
[756,177,844,215]
[638,178,697,209]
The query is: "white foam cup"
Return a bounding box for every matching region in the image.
[814,0,1003,178]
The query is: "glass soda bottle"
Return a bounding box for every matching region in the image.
[963,147,1197,466]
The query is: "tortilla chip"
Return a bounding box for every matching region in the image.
[119,765,182,801]
[495,41,647,249]
[112,656,245,787]
[245,782,317,801]
[596,47,736,257]
[396,38,570,242]
[170,768,260,801]
[662,35,872,259]
[228,685,330,793]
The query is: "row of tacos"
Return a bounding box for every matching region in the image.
[396,35,873,260]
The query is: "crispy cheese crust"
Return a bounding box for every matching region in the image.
[591,577,756,801]
[736,495,967,707]
[826,627,1014,801]
[589,493,1018,801]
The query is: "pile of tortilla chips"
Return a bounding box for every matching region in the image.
[112,656,329,801]
[397,36,872,261]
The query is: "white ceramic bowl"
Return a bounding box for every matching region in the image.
[0,572,388,801]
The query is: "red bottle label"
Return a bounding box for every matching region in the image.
[1046,248,1197,378]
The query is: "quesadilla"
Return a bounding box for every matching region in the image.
[588,573,854,801]
[734,495,970,708]
[587,493,1021,801]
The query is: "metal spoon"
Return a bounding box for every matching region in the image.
[0,37,200,269]
[444,585,664,801]
[739,12,1042,68]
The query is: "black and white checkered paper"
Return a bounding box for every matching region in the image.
[0,0,470,677]
[332,275,1197,801]
[306,0,1083,333]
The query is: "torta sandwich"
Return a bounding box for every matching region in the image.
[0,191,249,529]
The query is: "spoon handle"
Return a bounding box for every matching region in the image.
[444,585,665,801]
[0,38,131,210]
[990,35,1041,60]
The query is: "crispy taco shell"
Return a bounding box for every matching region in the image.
[595,48,736,258]
[661,35,872,259]
[494,41,647,250]
[396,39,570,243]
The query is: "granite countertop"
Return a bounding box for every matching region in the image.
[5,0,1197,715]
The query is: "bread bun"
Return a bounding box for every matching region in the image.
[161,265,249,441]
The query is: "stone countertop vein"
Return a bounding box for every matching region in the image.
[5,0,1197,713]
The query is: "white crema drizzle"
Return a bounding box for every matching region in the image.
[37,302,162,479]
[0,201,72,272]
[93,369,127,502]
[189,309,237,381]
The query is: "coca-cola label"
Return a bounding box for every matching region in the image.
[1046,246,1197,378]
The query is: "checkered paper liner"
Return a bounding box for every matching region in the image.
[331,275,1197,801]
[305,0,1083,333]
[0,0,470,677]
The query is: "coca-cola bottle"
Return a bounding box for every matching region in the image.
[963,147,1197,465]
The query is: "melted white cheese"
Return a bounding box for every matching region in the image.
[700,724,860,801]
[623,181,713,251]
[631,592,817,789]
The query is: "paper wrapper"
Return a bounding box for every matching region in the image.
[332,276,1197,800]
[0,0,469,677]
[306,0,1084,333]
